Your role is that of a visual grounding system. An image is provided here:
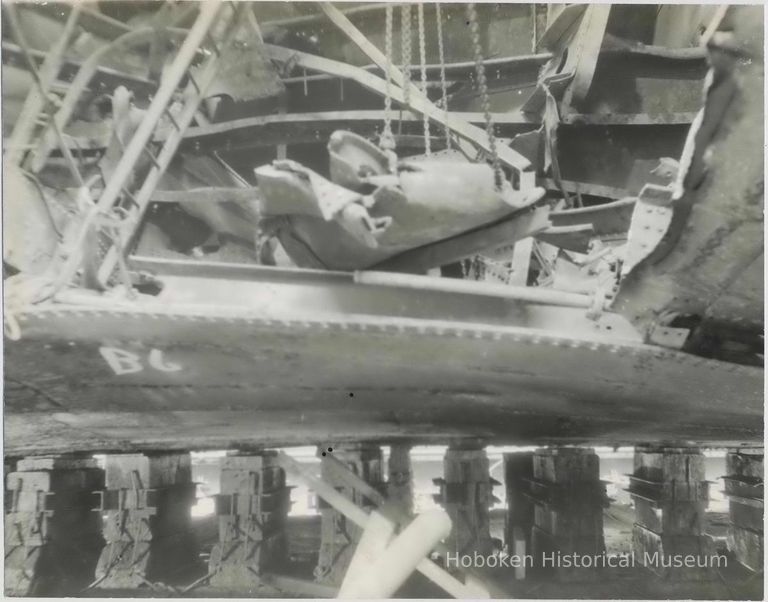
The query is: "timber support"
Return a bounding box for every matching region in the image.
[94,452,198,589]
[4,455,104,595]
[316,443,385,585]
[528,447,607,580]
[387,444,414,519]
[208,451,291,589]
[629,445,712,579]
[434,444,499,556]
[724,447,763,572]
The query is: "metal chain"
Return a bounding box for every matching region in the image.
[466,3,503,190]
[399,5,412,133]
[435,3,451,150]
[380,4,395,151]
[417,3,430,156]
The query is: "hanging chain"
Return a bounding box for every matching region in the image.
[417,3,430,156]
[380,4,395,151]
[435,3,451,150]
[399,5,412,134]
[466,3,503,190]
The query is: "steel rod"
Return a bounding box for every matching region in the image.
[354,269,594,308]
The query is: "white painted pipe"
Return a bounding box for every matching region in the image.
[354,269,594,308]
[276,452,482,598]
[339,510,453,598]
[338,511,395,597]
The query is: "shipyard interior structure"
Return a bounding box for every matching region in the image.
[2,2,764,599]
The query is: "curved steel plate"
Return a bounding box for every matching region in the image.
[4,302,762,455]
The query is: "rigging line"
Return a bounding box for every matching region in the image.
[435,3,451,150]
[417,3,431,156]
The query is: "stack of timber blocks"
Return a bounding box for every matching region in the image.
[387,444,414,519]
[529,447,607,580]
[629,445,712,579]
[94,452,198,588]
[316,444,385,585]
[434,446,499,556]
[208,452,291,589]
[4,456,104,595]
[724,448,763,572]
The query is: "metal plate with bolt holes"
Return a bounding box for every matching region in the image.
[4,266,761,456]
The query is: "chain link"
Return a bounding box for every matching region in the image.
[435,3,451,150]
[465,3,503,190]
[417,3,431,156]
[380,4,395,151]
[399,5,412,134]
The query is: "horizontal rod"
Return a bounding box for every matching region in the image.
[354,270,594,308]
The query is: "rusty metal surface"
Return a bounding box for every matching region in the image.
[3,284,762,455]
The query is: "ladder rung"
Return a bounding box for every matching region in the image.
[164,108,181,131]
[142,144,161,169]
[120,186,138,206]
[204,32,221,57]
[187,73,201,93]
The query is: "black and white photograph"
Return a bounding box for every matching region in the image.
[1,1,764,599]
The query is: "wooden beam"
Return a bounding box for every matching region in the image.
[259,573,338,598]
[320,454,387,507]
